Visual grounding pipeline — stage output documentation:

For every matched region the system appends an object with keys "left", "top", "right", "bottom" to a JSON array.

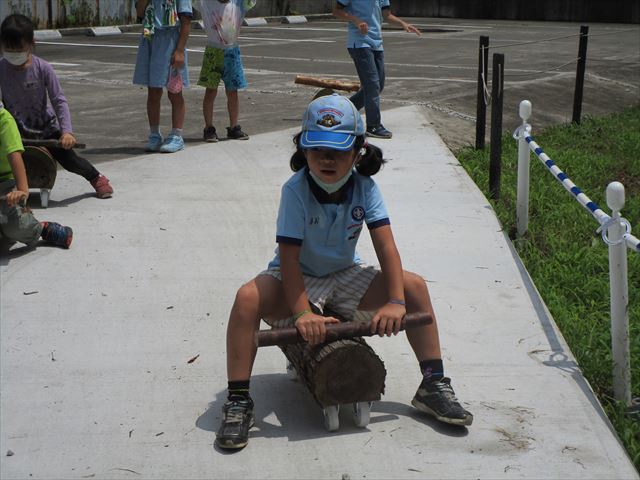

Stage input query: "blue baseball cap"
[{"left": 300, "top": 94, "right": 365, "bottom": 151}]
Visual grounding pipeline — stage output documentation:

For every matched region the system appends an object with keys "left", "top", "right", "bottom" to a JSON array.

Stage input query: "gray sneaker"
[
  {"left": 203, "top": 126, "right": 218, "bottom": 143},
  {"left": 216, "top": 397, "right": 255, "bottom": 449},
  {"left": 227, "top": 125, "right": 249, "bottom": 140},
  {"left": 366, "top": 125, "right": 393, "bottom": 139},
  {"left": 411, "top": 377, "right": 473, "bottom": 426}
]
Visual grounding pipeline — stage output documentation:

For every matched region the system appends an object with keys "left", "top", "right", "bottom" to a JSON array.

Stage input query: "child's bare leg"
[
  {"left": 203, "top": 87, "right": 218, "bottom": 127},
  {"left": 147, "top": 87, "right": 163, "bottom": 127},
  {"left": 359, "top": 270, "right": 472, "bottom": 426},
  {"left": 357, "top": 270, "right": 441, "bottom": 361},
  {"left": 167, "top": 91, "right": 185, "bottom": 129},
  {"left": 403, "top": 272, "right": 442, "bottom": 361},
  {"left": 226, "top": 89, "right": 239, "bottom": 127},
  {"left": 226, "top": 274, "right": 290, "bottom": 380}
]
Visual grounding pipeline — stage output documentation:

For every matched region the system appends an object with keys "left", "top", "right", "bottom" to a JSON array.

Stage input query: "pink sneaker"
[{"left": 90, "top": 174, "right": 113, "bottom": 199}]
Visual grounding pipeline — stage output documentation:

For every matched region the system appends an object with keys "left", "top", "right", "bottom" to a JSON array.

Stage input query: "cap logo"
[{"left": 316, "top": 107, "right": 344, "bottom": 128}]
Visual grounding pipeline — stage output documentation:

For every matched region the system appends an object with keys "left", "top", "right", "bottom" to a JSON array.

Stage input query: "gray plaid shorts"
[{"left": 259, "top": 263, "right": 380, "bottom": 328}]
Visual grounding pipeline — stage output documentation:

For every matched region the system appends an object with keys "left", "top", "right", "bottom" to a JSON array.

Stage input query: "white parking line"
[
  {"left": 313, "top": 20, "right": 494, "bottom": 29},
  {"left": 34, "top": 41, "right": 543, "bottom": 73},
  {"left": 121, "top": 32, "right": 334, "bottom": 43},
  {"left": 37, "top": 41, "right": 137, "bottom": 49}
]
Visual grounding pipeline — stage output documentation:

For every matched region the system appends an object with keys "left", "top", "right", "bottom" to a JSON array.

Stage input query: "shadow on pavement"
[
  {"left": 83, "top": 146, "right": 147, "bottom": 156},
  {"left": 44, "top": 192, "right": 98, "bottom": 208},
  {"left": 196, "top": 372, "right": 469, "bottom": 453}
]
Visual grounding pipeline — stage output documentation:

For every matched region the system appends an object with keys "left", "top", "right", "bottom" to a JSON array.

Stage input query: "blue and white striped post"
[
  {"left": 606, "top": 182, "right": 631, "bottom": 405},
  {"left": 516, "top": 100, "right": 532, "bottom": 237},
  {"left": 513, "top": 101, "right": 638, "bottom": 405}
]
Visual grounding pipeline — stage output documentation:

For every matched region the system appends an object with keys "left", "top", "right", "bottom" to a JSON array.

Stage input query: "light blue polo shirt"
[
  {"left": 337, "top": 0, "right": 390, "bottom": 50},
  {"left": 268, "top": 168, "right": 390, "bottom": 277}
]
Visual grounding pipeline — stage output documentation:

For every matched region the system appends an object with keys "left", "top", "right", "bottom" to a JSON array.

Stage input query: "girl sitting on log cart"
[{"left": 217, "top": 94, "right": 473, "bottom": 450}]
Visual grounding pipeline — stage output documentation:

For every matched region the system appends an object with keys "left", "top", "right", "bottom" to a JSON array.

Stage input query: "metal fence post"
[
  {"left": 572, "top": 25, "right": 589, "bottom": 124},
  {"left": 476, "top": 36, "right": 490, "bottom": 149},
  {"left": 489, "top": 53, "right": 504, "bottom": 199},
  {"left": 606, "top": 182, "right": 631, "bottom": 405},
  {"left": 516, "top": 100, "right": 532, "bottom": 237}
]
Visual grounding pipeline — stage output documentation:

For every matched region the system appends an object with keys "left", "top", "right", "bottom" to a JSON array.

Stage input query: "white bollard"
[
  {"left": 606, "top": 181, "right": 631, "bottom": 405},
  {"left": 516, "top": 100, "right": 532, "bottom": 237}
]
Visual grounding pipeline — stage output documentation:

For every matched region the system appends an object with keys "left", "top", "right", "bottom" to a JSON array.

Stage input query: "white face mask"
[
  {"left": 309, "top": 167, "right": 354, "bottom": 194},
  {"left": 3, "top": 50, "right": 29, "bottom": 66}
]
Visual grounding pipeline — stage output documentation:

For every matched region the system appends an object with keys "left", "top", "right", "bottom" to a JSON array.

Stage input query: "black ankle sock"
[
  {"left": 228, "top": 380, "right": 250, "bottom": 400},
  {"left": 419, "top": 359, "right": 444, "bottom": 384}
]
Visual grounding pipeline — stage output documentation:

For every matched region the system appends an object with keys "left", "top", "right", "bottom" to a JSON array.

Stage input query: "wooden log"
[
  {"left": 255, "top": 312, "right": 432, "bottom": 347},
  {"left": 281, "top": 337, "right": 386, "bottom": 407},
  {"left": 22, "top": 146, "right": 57, "bottom": 190},
  {"left": 295, "top": 75, "right": 361, "bottom": 92}
]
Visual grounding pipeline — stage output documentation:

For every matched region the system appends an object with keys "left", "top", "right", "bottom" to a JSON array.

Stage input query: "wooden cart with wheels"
[
  {"left": 22, "top": 146, "right": 57, "bottom": 208},
  {"left": 20, "top": 139, "right": 86, "bottom": 208},
  {"left": 256, "top": 312, "right": 432, "bottom": 431}
]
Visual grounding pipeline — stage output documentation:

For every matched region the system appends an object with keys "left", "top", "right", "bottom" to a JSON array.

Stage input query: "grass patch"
[{"left": 456, "top": 106, "right": 640, "bottom": 469}]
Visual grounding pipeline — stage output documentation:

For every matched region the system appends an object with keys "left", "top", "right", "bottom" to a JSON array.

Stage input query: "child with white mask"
[
  {"left": 0, "top": 14, "right": 113, "bottom": 200},
  {"left": 215, "top": 94, "right": 473, "bottom": 450}
]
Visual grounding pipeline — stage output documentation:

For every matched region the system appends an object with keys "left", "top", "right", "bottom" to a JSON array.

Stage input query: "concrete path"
[{"left": 1, "top": 106, "right": 637, "bottom": 479}]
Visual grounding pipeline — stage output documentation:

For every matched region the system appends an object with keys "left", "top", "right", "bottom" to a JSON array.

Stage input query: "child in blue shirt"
[
  {"left": 216, "top": 94, "right": 472, "bottom": 450},
  {"left": 133, "top": 0, "right": 193, "bottom": 153},
  {"left": 333, "top": 0, "right": 420, "bottom": 139}
]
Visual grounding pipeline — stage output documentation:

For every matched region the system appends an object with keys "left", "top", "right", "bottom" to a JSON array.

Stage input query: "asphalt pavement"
[{"left": 26, "top": 18, "right": 640, "bottom": 163}]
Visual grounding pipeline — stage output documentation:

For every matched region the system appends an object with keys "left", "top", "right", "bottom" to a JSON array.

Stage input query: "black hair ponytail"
[
  {"left": 289, "top": 133, "right": 386, "bottom": 176},
  {"left": 0, "top": 14, "right": 35, "bottom": 50}
]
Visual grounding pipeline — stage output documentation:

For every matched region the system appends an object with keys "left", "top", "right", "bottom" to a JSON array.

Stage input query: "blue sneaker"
[
  {"left": 40, "top": 222, "right": 73, "bottom": 249},
  {"left": 145, "top": 133, "right": 164, "bottom": 152},
  {"left": 159, "top": 135, "right": 184, "bottom": 153}
]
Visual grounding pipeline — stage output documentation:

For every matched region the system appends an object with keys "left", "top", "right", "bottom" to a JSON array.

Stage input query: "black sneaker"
[
  {"left": 215, "top": 396, "right": 255, "bottom": 449},
  {"left": 40, "top": 222, "right": 73, "bottom": 249},
  {"left": 227, "top": 125, "right": 249, "bottom": 140},
  {"left": 366, "top": 125, "right": 393, "bottom": 139},
  {"left": 411, "top": 377, "right": 473, "bottom": 426},
  {"left": 203, "top": 126, "right": 218, "bottom": 143}
]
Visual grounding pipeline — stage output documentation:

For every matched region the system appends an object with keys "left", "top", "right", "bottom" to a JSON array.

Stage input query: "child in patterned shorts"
[
  {"left": 197, "top": 0, "right": 256, "bottom": 142},
  {"left": 215, "top": 94, "right": 473, "bottom": 450}
]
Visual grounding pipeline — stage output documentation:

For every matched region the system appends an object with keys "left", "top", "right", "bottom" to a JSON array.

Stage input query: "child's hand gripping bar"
[
  {"left": 254, "top": 312, "right": 432, "bottom": 348},
  {"left": 21, "top": 139, "right": 86, "bottom": 149}
]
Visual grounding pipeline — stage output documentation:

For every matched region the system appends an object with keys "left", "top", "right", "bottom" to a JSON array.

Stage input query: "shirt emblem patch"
[{"left": 351, "top": 206, "right": 365, "bottom": 221}]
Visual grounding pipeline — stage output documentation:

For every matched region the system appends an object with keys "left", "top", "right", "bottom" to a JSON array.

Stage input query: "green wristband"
[{"left": 293, "top": 309, "right": 312, "bottom": 321}]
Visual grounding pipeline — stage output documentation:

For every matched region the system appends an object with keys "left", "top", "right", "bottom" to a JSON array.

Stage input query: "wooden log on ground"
[
  {"left": 295, "top": 75, "right": 361, "bottom": 92},
  {"left": 281, "top": 337, "right": 386, "bottom": 407},
  {"left": 255, "top": 312, "right": 432, "bottom": 347}
]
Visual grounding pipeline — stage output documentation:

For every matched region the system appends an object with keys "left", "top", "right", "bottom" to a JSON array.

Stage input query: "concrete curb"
[
  {"left": 282, "top": 15, "right": 308, "bottom": 24},
  {"left": 88, "top": 26, "right": 122, "bottom": 37},
  {"left": 33, "top": 29, "right": 62, "bottom": 40}
]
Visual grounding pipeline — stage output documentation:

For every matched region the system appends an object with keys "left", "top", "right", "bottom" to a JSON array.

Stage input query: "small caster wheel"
[
  {"left": 40, "top": 189, "right": 50, "bottom": 208},
  {"left": 323, "top": 405, "right": 340, "bottom": 431},
  {"left": 286, "top": 360, "right": 298, "bottom": 381},
  {"left": 352, "top": 401, "right": 371, "bottom": 427}
]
